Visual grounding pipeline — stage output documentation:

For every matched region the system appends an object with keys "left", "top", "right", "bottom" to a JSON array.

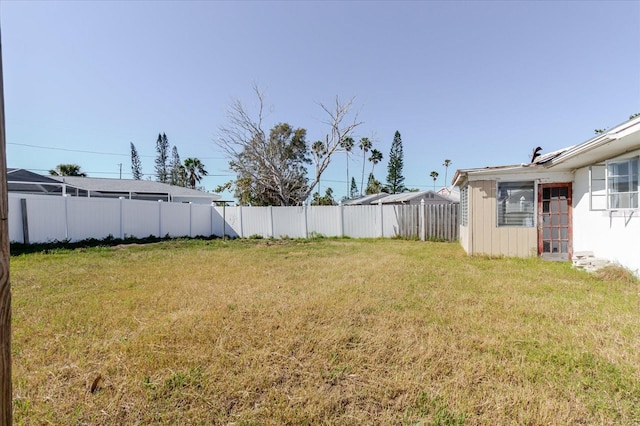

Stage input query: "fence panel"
[
  {"left": 8, "top": 195, "right": 24, "bottom": 243},
  {"left": 123, "top": 199, "right": 160, "bottom": 238},
  {"left": 190, "top": 203, "right": 213, "bottom": 237},
  {"left": 213, "top": 206, "right": 239, "bottom": 238},
  {"left": 343, "top": 205, "right": 380, "bottom": 238},
  {"left": 393, "top": 205, "right": 420, "bottom": 239},
  {"left": 241, "top": 207, "right": 271, "bottom": 238},
  {"left": 272, "top": 206, "right": 306, "bottom": 238},
  {"left": 67, "top": 197, "right": 120, "bottom": 241},
  {"left": 8, "top": 194, "right": 460, "bottom": 244},
  {"left": 381, "top": 205, "right": 400, "bottom": 237},
  {"left": 306, "top": 206, "right": 341, "bottom": 237},
  {"left": 424, "top": 204, "right": 459, "bottom": 241},
  {"left": 160, "top": 202, "right": 190, "bottom": 237},
  {"left": 24, "top": 196, "right": 67, "bottom": 243}
]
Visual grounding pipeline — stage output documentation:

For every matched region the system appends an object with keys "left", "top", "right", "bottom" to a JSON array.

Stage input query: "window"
[
  {"left": 497, "top": 181, "right": 535, "bottom": 227},
  {"left": 460, "top": 185, "right": 468, "bottom": 226},
  {"left": 590, "top": 158, "right": 638, "bottom": 210},
  {"left": 607, "top": 158, "right": 638, "bottom": 209}
]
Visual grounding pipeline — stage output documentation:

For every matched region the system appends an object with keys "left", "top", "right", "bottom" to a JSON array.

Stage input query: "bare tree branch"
[
  {"left": 217, "top": 89, "right": 363, "bottom": 205},
  {"left": 307, "top": 96, "right": 363, "bottom": 196}
]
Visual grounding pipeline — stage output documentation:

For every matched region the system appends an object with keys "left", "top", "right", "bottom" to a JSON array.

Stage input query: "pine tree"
[
  {"left": 385, "top": 131, "right": 406, "bottom": 194},
  {"left": 130, "top": 142, "right": 143, "bottom": 180},
  {"left": 350, "top": 177, "right": 358, "bottom": 199},
  {"left": 154, "top": 133, "right": 170, "bottom": 183},
  {"left": 169, "top": 146, "right": 183, "bottom": 186},
  {"left": 366, "top": 172, "right": 382, "bottom": 194}
]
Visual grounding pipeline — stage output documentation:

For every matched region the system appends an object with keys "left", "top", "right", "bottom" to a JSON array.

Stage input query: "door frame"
[{"left": 537, "top": 182, "right": 573, "bottom": 261}]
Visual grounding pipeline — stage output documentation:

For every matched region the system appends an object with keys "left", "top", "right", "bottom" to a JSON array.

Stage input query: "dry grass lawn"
[{"left": 10, "top": 238, "right": 640, "bottom": 425}]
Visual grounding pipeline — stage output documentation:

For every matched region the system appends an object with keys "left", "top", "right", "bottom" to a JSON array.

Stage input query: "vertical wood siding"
[{"left": 470, "top": 180, "right": 536, "bottom": 257}]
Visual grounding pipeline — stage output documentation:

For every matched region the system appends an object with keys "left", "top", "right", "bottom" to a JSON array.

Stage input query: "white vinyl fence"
[{"left": 8, "top": 193, "right": 459, "bottom": 244}]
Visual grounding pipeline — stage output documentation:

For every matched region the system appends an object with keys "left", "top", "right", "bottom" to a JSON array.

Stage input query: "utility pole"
[
  {"left": 118, "top": 163, "right": 122, "bottom": 179},
  {"left": 0, "top": 24, "right": 13, "bottom": 426}
]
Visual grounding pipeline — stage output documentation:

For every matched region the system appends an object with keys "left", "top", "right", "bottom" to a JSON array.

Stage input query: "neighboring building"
[
  {"left": 342, "top": 193, "right": 389, "bottom": 206},
  {"left": 453, "top": 115, "right": 640, "bottom": 274},
  {"left": 7, "top": 169, "right": 220, "bottom": 204},
  {"left": 342, "top": 190, "right": 458, "bottom": 206},
  {"left": 375, "top": 190, "right": 457, "bottom": 205},
  {"left": 437, "top": 186, "right": 460, "bottom": 202}
]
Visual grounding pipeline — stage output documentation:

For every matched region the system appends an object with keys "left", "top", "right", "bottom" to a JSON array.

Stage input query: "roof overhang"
[
  {"left": 452, "top": 116, "right": 640, "bottom": 186},
  {"left": 546, "top": 117, "right": 640, "bottom": 170},
  {"left": 452, "top": 164, "right": 543, "bottom": 186}
]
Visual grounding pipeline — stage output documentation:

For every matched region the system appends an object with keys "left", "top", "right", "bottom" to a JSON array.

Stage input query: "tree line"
[
  {"left": 48, "top": 87, "right": 460, "bottom": 201},
  {"left": 214, "top": 87, "right": 440, "bottom": 206},
  {"left": 130, "top": 133, "right": 208, "bottom": 189},
  {"left": 48, "top": 134, "right": 209, "bottom": 191}
]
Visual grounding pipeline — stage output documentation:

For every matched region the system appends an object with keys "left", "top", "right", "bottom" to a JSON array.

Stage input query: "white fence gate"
[{"left": 8, "top": 193, "right": 459, "bottom": 244}]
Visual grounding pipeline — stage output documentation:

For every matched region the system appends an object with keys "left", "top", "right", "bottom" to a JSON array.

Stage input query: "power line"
[
  {"left": 24, "top": 167, "right": 233, "bottom": 177},
  {"left": 9, "top": 142, "right": 135, "bottom": 157},
  {"left": 8, "top": 142, "right": 226, "bottom": 160}
]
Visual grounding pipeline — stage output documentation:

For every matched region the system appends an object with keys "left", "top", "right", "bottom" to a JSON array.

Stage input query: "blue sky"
[{"left": 2, "top": 1, "right": 639, "bottom": 201}]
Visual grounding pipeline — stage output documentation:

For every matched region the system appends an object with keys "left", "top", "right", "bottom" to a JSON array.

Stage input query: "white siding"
[{"left": 573, "top": 165, "right": 640, "bottom": 274}]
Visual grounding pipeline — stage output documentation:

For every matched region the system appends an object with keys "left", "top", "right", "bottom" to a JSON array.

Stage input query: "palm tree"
[
  {"left": 429, "top": 171, "right": 439, "bottom": 191},
  {"left": 49, "top": 164, "right": 87, "bottom": 177},
  {"left": 340, "top": 136, "right": 354, "bottom": 197},
  {"left": 358, "top": 137, "right": 372, "bottom": 196},
  {"left": 311, "top": 140, "right": 326, "bottom": 196},
  {"left": 183, "top": 158, "right": 208, "bottom": 189},
  {"left": 368, "top": 149, "right": 383, "bottom": 176},
  {"left": 443, "top": 159, "right": 452, "bottom": 188}
]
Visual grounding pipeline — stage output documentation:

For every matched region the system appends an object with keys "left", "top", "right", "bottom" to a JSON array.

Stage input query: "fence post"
[
  {"left": 119, "top": 197, "right": 125, "bottom": 239},
  {"left": 420, "top": 200, "right": 425, "bottom": 241},
  {"left": 189, "top": 202, "right": 193, "bottom": 237},
  {"left": 426, "top": 204, "right": 432, "bottom": 240},
  {"left": 269, "top": 206, "right": 274, "bottom": 238},
  {"left": 338, "top": 201, "right": 344, "bottom": 237},
  {"left": 64, "top": 195, "right": 69, "bottom": 240},
  {"left": 304, "top": 203, "right": 308, "bottom": 239},
  {"left": 238, "top": 205, "right": 244, "bottom": 238},
  {"left": 379, "top": 200, "right": 384, "bottom": 238},
  {"left": 210, "top": 202, "right": 215, "bottom": 238},
  {"left": 20, "top": 198, "right": 28, "bottom": 245},
  {"left": 222, "top": 203, "right": 226, "bottom": 240},
  {"left": 158, "top": 200, "right": 163, "bottom": 238}
]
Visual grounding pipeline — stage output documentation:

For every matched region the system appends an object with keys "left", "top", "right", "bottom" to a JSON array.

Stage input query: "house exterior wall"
[
  {"left": 572, "top": 163, "right": 640, "bottom": 274},
  {"left": 469, "top": 180, "right": 537, "bottom": 257},
  {"left": 459, "top": 224, "right": 469, "bottom": 253}
]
